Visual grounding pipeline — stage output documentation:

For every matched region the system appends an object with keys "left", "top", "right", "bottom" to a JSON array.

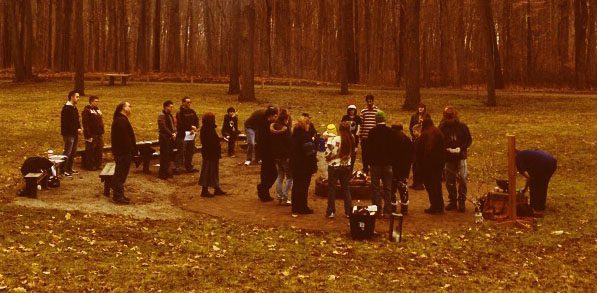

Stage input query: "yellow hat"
[{"left": 326, "top": 124, "right": 337, "bottom": 135}]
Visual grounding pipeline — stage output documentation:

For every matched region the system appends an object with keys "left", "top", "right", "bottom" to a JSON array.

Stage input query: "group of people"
[{"left": 57, "top": 91, "right": 556, "bottom": 214}]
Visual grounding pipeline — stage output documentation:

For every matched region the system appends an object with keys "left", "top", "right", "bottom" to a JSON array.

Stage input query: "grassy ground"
[{"left": 0, "top": 81, "right": 595, "bottom": 291}]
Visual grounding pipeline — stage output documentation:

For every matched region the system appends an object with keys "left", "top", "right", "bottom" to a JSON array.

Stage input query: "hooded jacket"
[
  {"left": 269, "top": 122, "right": 292, "bottom": 160},
  {"left": 438, "top": 118, "right": 472, "bottom": 161}
]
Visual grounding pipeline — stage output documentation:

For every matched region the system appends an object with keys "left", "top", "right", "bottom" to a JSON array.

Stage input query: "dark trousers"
[
  {"left": 412, "top": 159, "right": 424, "bottom": 186},
  {"left": 175, "top": 136, "right": 196, "bottom": 171},
  {"left": 423, "top": 165, "right": 444, "bottom": 211},
  {"left": 370, "top": 165, "right": 394, "bottom": 214},
  {"left": 159, "top": 137, "right": 174, "bottom": 177},
  {"left": 223, "top": 132, "right": 238, "bottom": 156},
  {"left": 327, "top": 165, "right": 352, "bottom": 216},
  {"left": 529, "top": 166, "right": 556, "bottom": 211},
  {"left": 112, "top": 154, "right": 131, "bottom": 199},
  {"left": 360, "top": 138, "right": 370, "bottom": 173},
  {"left": 62, "top": 134, "right": 78, "bottom": 172},
  {"left": 257, "top": 158, "right": 277, "bottom": 199},
  {"left": 292, "top": 171, "right": 312, "bottom": 212},
  {"left": 84, "top": 135, "right": 103, "bottom": 170}
]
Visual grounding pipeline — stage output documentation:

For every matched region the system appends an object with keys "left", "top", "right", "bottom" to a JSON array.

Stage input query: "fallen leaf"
[
  {"left": 65, "top": 213, "right": 72, "bottom": 221},
  {"left": 328, "top": 275, "right": 337, "bottom": 281}
]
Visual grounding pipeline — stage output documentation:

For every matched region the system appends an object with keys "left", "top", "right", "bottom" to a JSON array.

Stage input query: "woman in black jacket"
[
  {"left": 199, "top": 112, "right": 226, "bottom": 197},
  {"left": 270, "top": 111, "right": 293, "bottom": 205},
  {"left": 416, "top": 118, "right": 445, "bottom": 214},
  {"left": 289, "top": 116, "right": 317, "bottom": 214}
]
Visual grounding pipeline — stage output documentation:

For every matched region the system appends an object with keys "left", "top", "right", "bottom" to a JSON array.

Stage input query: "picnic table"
[{"left": 101, "top": 73, "right": 132, "bottom": 86}]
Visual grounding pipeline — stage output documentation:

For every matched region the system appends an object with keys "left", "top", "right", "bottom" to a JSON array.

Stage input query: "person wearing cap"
[
  {"left": 60, "top": 90, "right": 82, "bottom": 177},
  {"left": 409, "top": 102, "right": 432, "bottom": 190},
  {"left": 324, "top": 121, "right": 355, "bottom": 218},
  {"left": 222, "top": 107, "right": 240, "bottom": 157},
  {"left": 439, "top": 106, "right": 472, "bottom": 212},
  {"left": 341, "top": 104, "right": 362, "bottom": 172},
  {"left": 365, "top": 111, "right": 399, "bottom": 217},
  {"left": 81, "top": 95, "right": 104, "bottom": 171},
  {"left": 256, "top": 106, "right": 279, "bottom": 202},
  {"left": 359, "top": 94, "right": 379, "bottom": 174},
  {"left": 174, "top": 96, "right": 199, "bottom": 173}
]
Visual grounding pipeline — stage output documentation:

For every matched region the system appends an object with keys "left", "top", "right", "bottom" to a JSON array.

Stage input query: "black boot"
[
  {"left": 458, "top": 201, "right": 466, "bottom": 213},
  {"left": 400, "top": 203, "right": 408, "bottom": 215},
  {"left": 214, "top": 188, "right": 227, "bottom": 196},
  {"left": 445, "top": 202, "right": 457, "bottom": 211},
  {"left": 201, "top": 187, "right": 214, "bottom": 197}
]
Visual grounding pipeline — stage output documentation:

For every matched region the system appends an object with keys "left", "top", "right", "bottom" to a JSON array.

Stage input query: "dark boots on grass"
[{"left": 201, "top": 186, "right": 227, "bottom": 197}]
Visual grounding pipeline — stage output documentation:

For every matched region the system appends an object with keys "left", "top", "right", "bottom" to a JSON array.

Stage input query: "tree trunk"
[
  {"left": 165, "top": 0, "right": 180, "bottom": 72},
  {"left": 8, "top": 0, "right": 26, "bottom": 82},
  {"left": 438, "top": 0, "right": 448, "bottom": 86},
  {"left": 136, "top": 0, "right": 148, "bottom": 72},
  {"left": 228, "top": 0, "right": 241, "bottom": 95},
  {"left": 479, "top": 0, "right": 496, "bottom": 106},
  {"left": 501, "top": 0, "right": 512, "bottom": 84},
  {"left": 397, "top": 0, "right": 405, "bottom": 87},
  {"left": 526, "top": 0, "right": 533, "bottom": 83},
  {"left": 153, "top": 0, "right": 161, "bottom": 71},
  {"left": 344, "top": 0, "right": 357, "bottom": 83},
  {"left": 121, "top": 0, "right": 129, "bottom": 73},
  {"left": 558, "top": 0, "right": 570, "bottom": 78},
  {"left": 22, "top": 0, "right": 33, "bottom": 79},
  {"left": 574, "top": 0, "right": 588, "bottom": 89},
  {"left": 74, "top": 0, "right": 84, "bottom": 95},
  {"left": 61, "top": 0, "right": 72, "bottom": 71},
  {"left": 339, "top": 0, "right": 349, "bottom": 94},
  {"left": 402, "top": 0, "right": 421, "bottom": 110},
  {"left": 239, "top": 0, "right": 256, "bottom": 102}
]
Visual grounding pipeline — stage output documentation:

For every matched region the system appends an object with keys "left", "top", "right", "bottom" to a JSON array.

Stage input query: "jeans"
[
  {"left": 275, "top": 158, "right": 293, "bottom": 201},
  {"left": 84, "top": 135, "right": 103, "bottom": 170},
  {"left": 445, "top": 160, "right": 468, "bottom": 204},
  {"left": 112, "top": 154, "right": 131, "bottom": 199},
  {"left": 62, "top": 134, "right": 78, "bottom": 172},
  {"left": 327, "top": 165, "right": 353, "bottom": 216},
  {"left": 245, "top": 128, "right": 256, "bottom": 162},
  {"left": 370, "top": 165, "right": 393, "bottom": 214}
]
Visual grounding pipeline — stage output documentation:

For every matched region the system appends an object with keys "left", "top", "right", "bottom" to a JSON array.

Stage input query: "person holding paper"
[{"left": 175, "top": 97, "right": 199, "bottom": 173}]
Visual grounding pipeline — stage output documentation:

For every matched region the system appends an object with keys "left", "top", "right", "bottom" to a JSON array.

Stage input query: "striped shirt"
[{"left": 360, "top": 106, "right": 379, "bottom": 139}]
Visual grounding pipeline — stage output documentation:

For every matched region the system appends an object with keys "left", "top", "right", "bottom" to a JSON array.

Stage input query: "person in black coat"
[
  {"left": 60, "top": 91, "right": 82, "bottom": 176},
  {"left": 290, "top": 116, "right": 317, "bottom": 214},
  {"left": 341, "top": 105, "right": 362, "bottom": 172},
  {"left": 256, "top": 106, "right": 279, "bottom": 202},
  {"left": 391, "top": 124, "right": 413, "bottom": 215},
  {"left": 222, "top": 107, "right": 240, "bottom": 157},
  {"left": 416, "top": 118, "right": 445, "bottom": 214},
  {"left": 111, "top": 102, "right": 136, "bottom": 205},
  {"left": 157, "top": 100, "right": 177, "bottom": 179},
  {"left": 174, "top": 97, "right": 199, "bottom": 173},
  {"left": 409, "top": 102, "right": 432, "bottom": 190},
  {"left": 199, "top": 112, "right": 226, "bottom": 197},
  {"left": 270, "top": 111, "right": 293, "bottom": 205}
]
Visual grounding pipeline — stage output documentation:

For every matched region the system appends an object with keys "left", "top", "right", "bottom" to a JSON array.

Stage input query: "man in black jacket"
[
  {"left": 82, "top": 96, "right": 105, "bottom": 171},
  {"left": 111, "top": 101, "right": 136, "bottom": 204},
  {"left": 365, "top": 111, "right": 399, "bottom": 216},
  {"left": 391, "top": 124, "right": 413, "bottom": 215},
  {"left": 439, "top": 106, "right": 472, "bottom": 212},
  {"left": 158, "top": 100, "right": 177, "bottom": 179},
  {"left": 60, "top": 91, "right": 82, "bottom": 176},
  {"left": 174, "top": 97, "right": 199, "bottom": 173},
  {"left": 256, "top": 106, "right": 279, "bottom": 202}
]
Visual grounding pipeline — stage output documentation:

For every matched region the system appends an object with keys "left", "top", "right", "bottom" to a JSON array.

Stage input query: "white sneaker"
[
  {"left": 327, "top": 212, "right": 335, "bottom": 219},
  {"left": 244, "top": 160, "right": 251, "bottom": 166}
]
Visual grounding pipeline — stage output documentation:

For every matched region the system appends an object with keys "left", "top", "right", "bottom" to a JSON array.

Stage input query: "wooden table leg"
[
  {"left": 109, "top": 76, "right": 115, "bottom": 86},
  {"left": 103, "top": 178, "right": 111, "bottom": 196}
]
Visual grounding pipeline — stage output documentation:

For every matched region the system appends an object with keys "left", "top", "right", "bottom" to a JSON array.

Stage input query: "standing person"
[
  {"left": 341, "top": 104, "right": 362, "bottom": 173},
  {"left": 391, "top": 124, "right": 413, "bottom": 215},
  {"left": 270, "top": 111, "right": 293, "bottom": 205},
  {"left": 516, "top": 149, "right": 557, "bottom": 214},
  {"left": 222, "top": 107, "right": 240, "bottom": 157},
  {"left": 60, "top": 91, "right": 82, "bottom": 176},
  {"left": 158, "top": 100, "right": 176, "bottom": 179},
  {"left": 198, "top": 112, "right": 226, "bottom": 197},
  {"left": 409, "top": 103, "right": 432, "bottom": 190},
  {"left": 256, "top": 106, "right": 279, "bottom": 202},
  {"left": 324, "top": 122, "right": 354, "bottom": 218},
  {"left": 111, "top": 102, "right": 136, "bottom": 205},
  {"left": 243, "top": 109, "right": 265, "bottom": 166},
  {"left": 416, "top": 119, "right": 446, "bottom": 214},
  {"left": 290, "top": 116, "right": 317, "bottom": 214},
  {"left": 365, "top": 111, "right": 398, "bottom": 217},
  {"left": 439, "top": 106, "right": 472, "bottom": 212},
  {"left": 81, "top": 95, "right": 104, "bottom": 171},
  {"left": 174, "top": 97, "right": 199, "bottom": 173},
  {"left": 359, "top": 94, "right": 379, "bottom": 174}
]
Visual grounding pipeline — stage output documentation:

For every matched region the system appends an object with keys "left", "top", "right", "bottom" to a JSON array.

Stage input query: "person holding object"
[
  {"left": 81, "top": 95, "right": 104, "bottom": 171},
  {"left": 60, "top": 91, "right": 82, "bottom": 177},
  {"left": 222, "top": 107, "right": 240, "bottom": 157},
  {"left": 409, "top": 102, "right": 431, "bottom": 190},
  {"left": 111, "top": 101, "right": 136, "bottom": 205},
  {"left": 439, "top": 106, "right": 472, "bottom": 212},
  {"left": 199, "top": 112, "right": 226, "bottom": 197},
  {"left": 174, "top": 97, "right": 199, "bottom": 173},
  {"left": 290, "top": 115, "right": 317, "bottom": 214},
  {"left": 324, "top": 122, "right": 354, "bottom": 218},
  {"left": 390, "top": 124, "right": 413, "bottom": 215},
  {"left": 515, "top": 149, "right": 557, "bottom": 214},
  {"left": 341, "top": 104, "right": 362, "bottom": 173},
  {"left": 256, "top": 106, "right": 279, "bottom": 201},
  {"left": 158, "top": 100, "right": 177, "bottom": 179}
]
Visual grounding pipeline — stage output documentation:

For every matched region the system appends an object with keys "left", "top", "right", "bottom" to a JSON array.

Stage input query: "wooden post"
[{"left": 507, "top": 134, "right": 517, "bottom": 220}]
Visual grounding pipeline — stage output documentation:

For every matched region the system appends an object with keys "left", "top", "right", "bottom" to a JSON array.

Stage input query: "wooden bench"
[
  {"left": 99, "top": 162, "right": 116, "bottom": 196},
  {"left": 22, "top": 172, "right": 49, "bottom": 198},
  {"left": 102, "top": 73, "right": 132, "bottom": 86}
]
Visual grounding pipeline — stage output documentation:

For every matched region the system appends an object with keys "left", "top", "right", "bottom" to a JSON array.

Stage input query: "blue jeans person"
[
  {"left": 62, "top": 134, "right": 78, "bottom": 173},
  {"left": 370, "top": 165, "right": 393, "bottom": 214},
  {"left": 245, "top": 128, "right": 256, "bottom": 162},
  {"left": 327, "top": 165, "right": 353, "bottom": 216},
  {"left": 112, "top": 154, "right": 132, "bottom": 199},
  {"left": 445, "top": 160, "right": 468, "bottom": 205},
  {"left": 275, "top": 158, "right": 293, "bottom": 202}
]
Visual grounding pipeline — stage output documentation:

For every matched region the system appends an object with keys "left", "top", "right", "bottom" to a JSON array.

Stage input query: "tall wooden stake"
[{"left": 507, "top": 135, "right": 517, "bottom": 220}]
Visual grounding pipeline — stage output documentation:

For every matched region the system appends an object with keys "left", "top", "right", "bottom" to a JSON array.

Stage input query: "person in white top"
[{"left": 324, "top": 122, "right": 355, "bottom": 218}]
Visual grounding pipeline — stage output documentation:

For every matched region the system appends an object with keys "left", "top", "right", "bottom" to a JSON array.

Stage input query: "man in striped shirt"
[{"left": 360, "top": 94, "right": 379, "bottom": 174}]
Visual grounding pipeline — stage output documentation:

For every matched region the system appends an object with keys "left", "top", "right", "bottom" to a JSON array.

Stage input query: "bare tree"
[
  {"left": 153, "top": 0, "right": 161, "bottom": 71},
  {"left": 574, "top": 0, "right": 588, "bottom": 89},
  {"left": 402, "top": 0, "right": 421, "bottom": 110},
  {"left": 239, "top": 0, "right": 256, "bottom": 102},
  {"left": 74, "top": 0, "right": 84, "bottom": 94},
  {"left": 228, "top": 0, "right": 241, "bottom": 95},
  {"left": 479, "top": 0, "right": 497, "bottom": 106}
]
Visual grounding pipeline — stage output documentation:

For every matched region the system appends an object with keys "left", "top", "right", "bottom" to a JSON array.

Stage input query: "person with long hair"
[
  {"left": 324, "top": 122, "right": 355, "bottom": 218},
  {"left": 270, "top": 111, "right": 293, "bottom": 205},
  {"left": 341, "top": 105, "right": 362, "bottom": 173},
  {"left": 416, "top": 118, "right": 446, "bottom": 214},
  {"left": 111, "top": 101, "right": 136, "bottom": 204},
  {"left": 198, "top": 112, "right": 226, "bottom": 197},
  {"left": 409, "top": 102, "right": 432, "bottom": 190},
  {"left": 290, "top": 116, "right": 317, "bottom": 214}
]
